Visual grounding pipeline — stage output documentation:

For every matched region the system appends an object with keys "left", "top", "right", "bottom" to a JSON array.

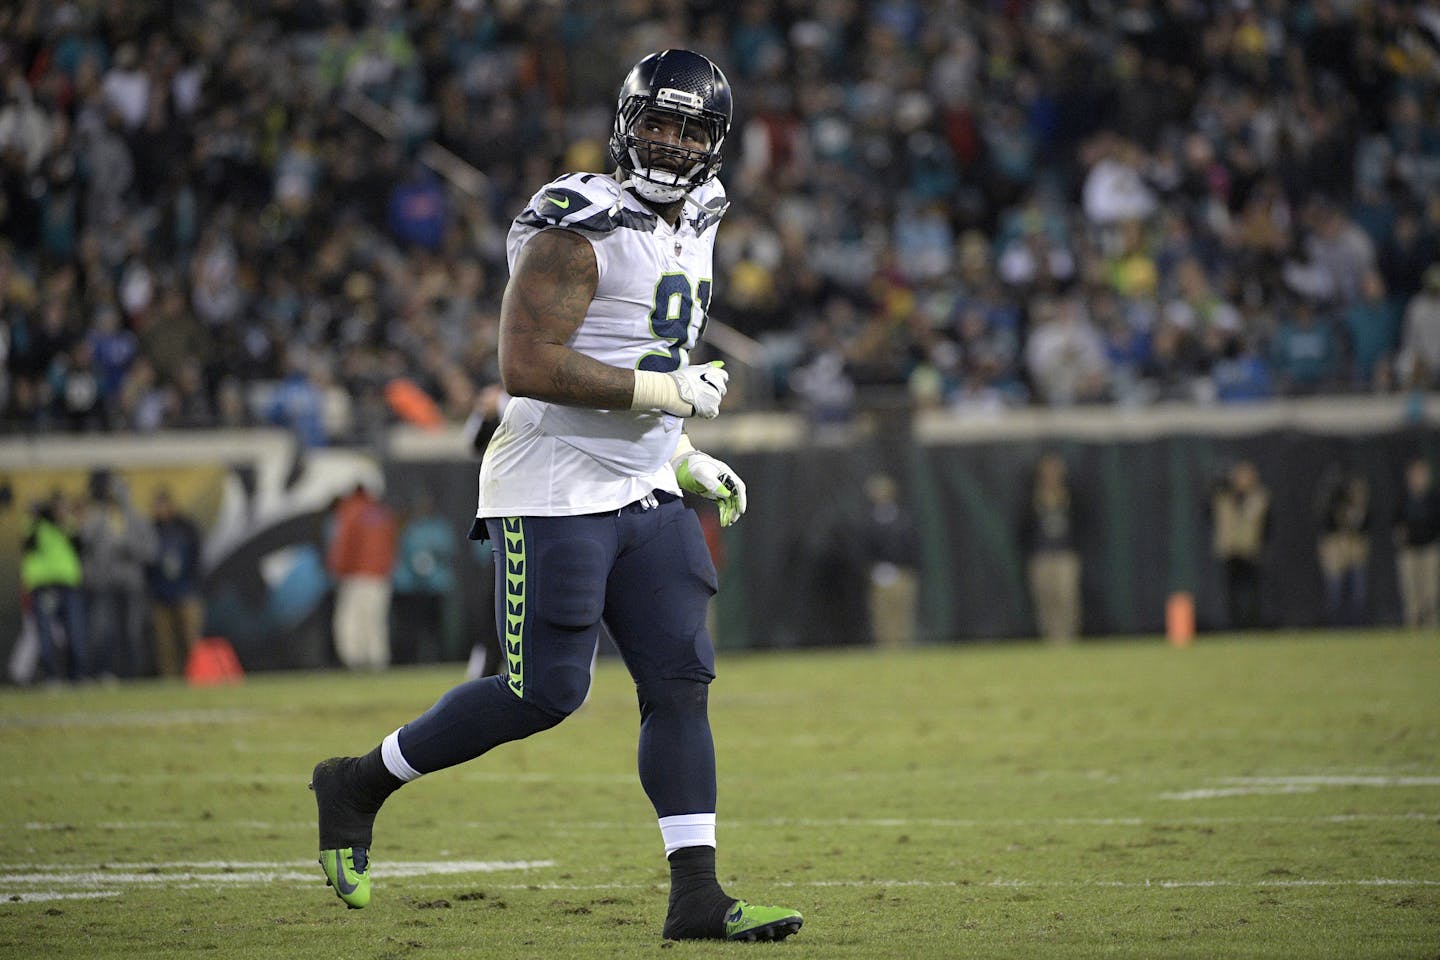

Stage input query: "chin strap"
[
  {"left": 616, "top": 176, "right": 682, "bottom": 205},
  {"left": 617, "top": 176, "right": 729, "bottom": 233},
  {"left": 616, "top": 174, "right": 710, "bottom": 209}
]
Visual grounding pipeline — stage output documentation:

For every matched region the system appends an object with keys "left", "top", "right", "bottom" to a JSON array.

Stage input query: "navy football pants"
[{"left": 394, "top": 494, "right": 720, "bottom": 817}]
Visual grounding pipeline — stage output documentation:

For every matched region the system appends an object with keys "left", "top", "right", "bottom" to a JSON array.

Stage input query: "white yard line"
[
  {"left": 23, "top": 820, "right": 317, "bottom": 830},
  {"left": 1161, "top": 786, "right": 1322, "bottom": 800},
  {"left": 0, "top": 709, "right": 256, "bottom": 729},
  {"left": 0, "top": 859, "right": 551, "bottom": 877},
  {"left": 0, "top": 859, "right": 555, "bottom": 901},
  {"left": 11, "top": 773, "right": 302, "bottom": 785},
  {"left": 1163, "top": 775, "right": 1440, "bottom": 800},
  {"left": 3, "top": 856, "right": 1435, "bottom": 905},
  {"left": 1, "top": 892, "right": 122, "bottom": 903}
]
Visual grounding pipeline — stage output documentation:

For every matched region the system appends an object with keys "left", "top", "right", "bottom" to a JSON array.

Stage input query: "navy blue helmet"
[{"left": 609, "top": 49, "right": 732, "bottom": 203}]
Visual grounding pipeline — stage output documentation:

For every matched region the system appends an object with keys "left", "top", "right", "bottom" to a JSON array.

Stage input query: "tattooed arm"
[{"left": 498, "top": 228, "right": 635, "bottom": 408}]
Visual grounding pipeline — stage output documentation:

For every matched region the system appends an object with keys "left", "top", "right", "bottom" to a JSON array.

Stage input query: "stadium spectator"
[
  {"left": 789, "top": 315, "right": 857, "bottom": 424},
  {"left": 100, "top": 43, "right": 149, "bottom": 132},
  {"left": 1397, "top": 264, "right": 1440, "bottom": 389},
  {"left": 80, "top": 469, "right": 157, "bottom": 677},
  {"left": 1024, "top": 295, "right": 1110, "bottom": 405},
  {"left": 1379, "top": 212, "right": 1438, "bottom": 310},
  {"left": 1211, "top": 460, "right": 1271, "bottom": 631},
  {"left": 86, "top": 303, "right": 137, "bottom": 425},
  {"left": 1022, "top": 452, "right": 1082, "bottom": 644},
  {"left": 1211, "top": 332, "right": 1275, "bottom": 403},
  {"left": 387, "top": 162, "right": 449, "bottom": 252},
  {"left": 146, "top": 487, "right": 205, "bottom": 678},
  {"left": 1270, "top": 299, "right": 1341, "bottom": 395},
  {"left": 326, "top": 482, "right": 398, "bottom": 670},
  {"left": 1081, "top": 135, "right": 1156, "bottom": 227},
  {"left": 1300, "top": 200, "right": 1378, "bottom": 307},
  {"left": 390, "top": 489, "right": 458, "bottom": 664},
  {"left": 1315, "top": 469, "right": 1371, "bottom": 627},
  {"left": 1394, "top": 458, "right": 1440, "bottom": 630},
  {"left": 20, "top": 491, "right": 87, "bottom": 683},
  {"left": 266, "top": 346, "right": 329, "bottom": 447},
  {"left": 859, "top": 472, "right": 920, "bottom": 649},
  {"left": 1345, "top": 271, "right": 1402, "bottom": 389}
]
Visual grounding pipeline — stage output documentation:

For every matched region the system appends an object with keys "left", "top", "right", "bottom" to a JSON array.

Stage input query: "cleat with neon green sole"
[
  {"left": 318, "top": 846, "right": 371, "bottom": 909},
  {"left": 723, "top": 900, "right": 804, "bottom": 942}
]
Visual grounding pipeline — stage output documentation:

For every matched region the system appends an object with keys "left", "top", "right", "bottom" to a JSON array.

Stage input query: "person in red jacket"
[{"left": 327, "top": 483, "right": 399, "bottom": 670}]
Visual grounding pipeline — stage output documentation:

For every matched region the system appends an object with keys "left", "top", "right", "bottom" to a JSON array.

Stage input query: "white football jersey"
[{"left": 475, "top": 172, "right": 729, "bottom": 518}]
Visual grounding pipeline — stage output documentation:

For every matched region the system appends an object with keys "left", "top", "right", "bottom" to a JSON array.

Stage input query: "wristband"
[{"left": 631, "top": 369, "right": 687, "bottom": 416}]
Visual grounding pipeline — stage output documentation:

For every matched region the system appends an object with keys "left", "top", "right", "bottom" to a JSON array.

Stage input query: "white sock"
[
  {"left": 658, "top": 813, "right": 716, "bottom": 856},
  {"left": 381, "top": 728, "right": 423, "bottom": 783}
]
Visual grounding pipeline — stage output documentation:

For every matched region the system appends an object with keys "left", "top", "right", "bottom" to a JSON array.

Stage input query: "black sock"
[
  {"left": 314, "top": 749, "right": 402, "bottom": 851},
  {"left": 351, "top": 744, "right": 404, "bottom": 807},
  {"left": 662, "top": 846, "right": 734, "bottom": 940}
]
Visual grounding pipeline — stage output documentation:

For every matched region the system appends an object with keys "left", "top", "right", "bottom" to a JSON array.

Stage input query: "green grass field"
[{"left": 2, "top": 631, "right": 1437, "bottom": 959}]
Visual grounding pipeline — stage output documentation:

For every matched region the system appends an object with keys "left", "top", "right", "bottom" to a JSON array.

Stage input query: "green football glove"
[{"left": 672, "top": 446, "right": 747, "bottom": 527}]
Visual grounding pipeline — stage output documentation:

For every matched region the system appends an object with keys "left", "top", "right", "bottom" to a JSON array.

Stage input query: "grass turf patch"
[{"left": 1, "top": 630, "right": 1436, "bottom": 958}]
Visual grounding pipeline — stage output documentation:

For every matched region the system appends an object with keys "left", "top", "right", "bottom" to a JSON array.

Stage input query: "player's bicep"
[
  {"left": 499, "top": 229, "right": 596, "bottom": 388},
  {"left": 498, "top": 229, "right": 633, "bottom": 408},
  {"left": 503, "top": 229, "right": 597, "bottom": 349}
]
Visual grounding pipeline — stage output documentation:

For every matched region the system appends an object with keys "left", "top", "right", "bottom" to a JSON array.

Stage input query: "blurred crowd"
[
  {"left": 10, "top": 468, "right": 490, "bottom": 684},
  {"left": 14, "top": 469, "right": 205, "bottom": 683},
  {"left": 3, "top": 0, "right": 1440, "bottom": 440}
]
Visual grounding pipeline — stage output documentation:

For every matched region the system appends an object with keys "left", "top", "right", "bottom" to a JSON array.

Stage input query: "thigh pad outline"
[{"left": 537, "top": 537, "right": 609, "bottom": 629}]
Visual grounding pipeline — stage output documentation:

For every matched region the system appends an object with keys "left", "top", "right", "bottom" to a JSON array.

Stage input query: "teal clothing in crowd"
[
  {"left": 392, "top": 516, "right": 458, "bottom": 595},
  {"left": 1271, "top": 316, "right": 1339, "bottom": 388},
  {"left": 1344, "top": 297, "right": 1402, "bottom": 384}
]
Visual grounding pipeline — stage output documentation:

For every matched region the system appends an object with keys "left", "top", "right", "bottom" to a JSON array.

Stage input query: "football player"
[{"left": 310, "top": 49, "right": 802, "bottom": 943}]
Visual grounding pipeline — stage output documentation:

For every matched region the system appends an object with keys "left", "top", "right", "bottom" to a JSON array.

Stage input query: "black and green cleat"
[{"left": 309, "top": 758, "right": 380, "bottom": 909}]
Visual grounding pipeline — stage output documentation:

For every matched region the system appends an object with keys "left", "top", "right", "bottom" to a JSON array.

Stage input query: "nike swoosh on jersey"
[{"left": 546, "top": 193, "right": 571, "bottom": 209}]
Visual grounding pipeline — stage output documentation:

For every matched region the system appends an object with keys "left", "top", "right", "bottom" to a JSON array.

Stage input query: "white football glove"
[
  {"left": 672, "top": 444, "right": 747, "bottom": 527},
  {"left": 669, "top": 360, "right": 729, "bottom": 419},
  {"left": 633, "top": 361, "right": 729, "bottom": 418}
]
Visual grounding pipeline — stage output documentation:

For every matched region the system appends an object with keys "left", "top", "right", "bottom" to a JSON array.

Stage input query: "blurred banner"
[{"left": 0, "top": 409, "right": 1435, "bottom": 675}]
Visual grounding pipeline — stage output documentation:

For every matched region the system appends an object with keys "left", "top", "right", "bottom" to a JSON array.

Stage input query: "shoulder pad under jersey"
[
  {"left": 515, "top": 173, "right": 632, "bottom": 233},
  {"left": 686, "top": 179, "right": 730, "bottom": 236}
]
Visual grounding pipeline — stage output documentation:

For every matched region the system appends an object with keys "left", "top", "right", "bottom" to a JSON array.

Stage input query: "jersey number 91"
[{"left": 640, "top": 272, "right": 713, "bottom": 373}]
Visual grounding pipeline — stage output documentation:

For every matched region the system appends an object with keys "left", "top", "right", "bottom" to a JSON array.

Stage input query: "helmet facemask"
[{"left": 614, "top": 92, "right": 727, "bottom": 204}]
